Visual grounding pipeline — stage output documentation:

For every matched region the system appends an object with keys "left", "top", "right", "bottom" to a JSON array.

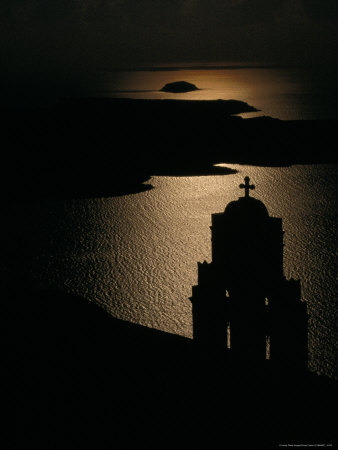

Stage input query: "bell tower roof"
[{"left": 224, "top": 177, "right": 269, "bottom": 220}]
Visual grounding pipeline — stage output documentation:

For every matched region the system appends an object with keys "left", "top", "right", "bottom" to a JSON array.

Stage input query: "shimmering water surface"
[
  {"left": 95, "top": 65, "right": 338, "bottom": 120},
  {"left": 18, "top": 164, "right": 337, "bottom": 379}
]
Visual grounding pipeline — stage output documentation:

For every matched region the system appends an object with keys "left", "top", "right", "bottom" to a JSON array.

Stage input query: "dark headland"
[{"left": 1, "top": 97, "right": 337, "bottom": 200}]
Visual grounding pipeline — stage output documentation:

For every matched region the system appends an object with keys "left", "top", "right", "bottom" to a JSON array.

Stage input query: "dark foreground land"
[
  {"left": 5, "top": 286, "right": 337, "bottom": 449},
  {"left": 1, "top": 97, "right": 337, "bottom": 199}
]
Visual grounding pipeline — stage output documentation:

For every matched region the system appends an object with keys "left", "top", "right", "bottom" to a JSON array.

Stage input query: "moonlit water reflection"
[
  {"left": 26, "top": 164, "right": 337, "bottom": 379},
  {"left": 95, "top": 65, "right": 337, "bottom": 120}
]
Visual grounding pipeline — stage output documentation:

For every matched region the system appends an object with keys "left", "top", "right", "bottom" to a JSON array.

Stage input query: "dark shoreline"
[
  {"left": 2, "top": 97, "right": 337, "bottom": 199},
  {"left": 7, "top": 284, "right": 337, "bottom": 449}
]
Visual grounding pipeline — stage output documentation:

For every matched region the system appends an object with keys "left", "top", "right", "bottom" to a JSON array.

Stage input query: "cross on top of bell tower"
[{"left": 239, "top": 176, "right": 255, "bottom": 198}]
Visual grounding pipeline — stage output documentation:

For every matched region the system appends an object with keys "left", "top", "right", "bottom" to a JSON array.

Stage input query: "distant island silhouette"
[{"left": 160, "top": 80, "right": 199, "bottom": 92}]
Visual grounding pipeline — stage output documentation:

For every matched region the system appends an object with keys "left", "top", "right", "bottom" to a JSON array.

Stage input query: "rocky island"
[{"left": 160, "top": 81, "right": 199, "bottom": 92}]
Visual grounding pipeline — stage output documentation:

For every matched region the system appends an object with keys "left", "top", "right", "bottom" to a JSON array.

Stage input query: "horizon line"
[{"left": 100, "top": 62, "right": 323, "bottom": 73}]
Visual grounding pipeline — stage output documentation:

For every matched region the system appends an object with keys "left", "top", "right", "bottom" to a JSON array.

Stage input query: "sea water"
[
  {"left": 11, "top": 164, "right": 338, "bottom": 379},
  {"left": 93, "top": 64, "right": 338, "bottom": 120}
]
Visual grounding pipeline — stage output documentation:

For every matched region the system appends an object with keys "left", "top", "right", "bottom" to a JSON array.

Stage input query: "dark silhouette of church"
[{"left": 190, "top": 176, "right": 308, "bottom": 372}]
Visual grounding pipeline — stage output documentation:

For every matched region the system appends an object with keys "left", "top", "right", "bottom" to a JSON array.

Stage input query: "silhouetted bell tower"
[{"left": 190, "top": 177, "right": 308, "bottom": 372}]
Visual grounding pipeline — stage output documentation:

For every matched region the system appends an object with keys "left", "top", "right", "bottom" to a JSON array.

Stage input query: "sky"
[{"left": 1, "top": 0, "right": 338, "bottom": 103}]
